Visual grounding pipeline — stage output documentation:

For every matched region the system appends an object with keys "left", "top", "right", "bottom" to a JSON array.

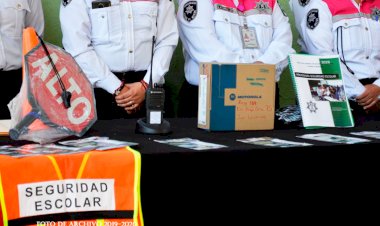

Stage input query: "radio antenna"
[{"left": 149, "top": 36, "right": 155, "bottom": 89}]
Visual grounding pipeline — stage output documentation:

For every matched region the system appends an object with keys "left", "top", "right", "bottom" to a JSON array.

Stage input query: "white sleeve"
[
  {"left": 257, "top": 1, "right": 295, "bottom": 80},
  {"left": 59, "top": 0, "right": 121, "bottom": 94},
  {"left": 144, "top": 0, "right": 179, "bottom": 85},
  {"left": 26, "top": 0, "right": 44, "bottom": 37},
  {"left": 302, "top": 1, "right": 365, "bottom": 99},
  {"left": 302, "top": 2, "right": 333, "bottom": 55},
  {"left": 340, "top": 66, "right": 365, "bottom": 100},
  {"left": 177, "top": 0, "right": 245, "bottom": 64}
]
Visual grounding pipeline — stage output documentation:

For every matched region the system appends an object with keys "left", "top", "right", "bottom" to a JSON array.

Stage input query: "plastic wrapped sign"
[{"left": 8, "top": 27, "right": 97, "bottom": 144}]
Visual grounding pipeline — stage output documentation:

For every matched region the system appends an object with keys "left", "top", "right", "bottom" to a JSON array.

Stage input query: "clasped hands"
[
  {"left": 115, "top": 82, "right": 146, "bottom": 114},
  {"left": 356, "top": 84, "right": 380, "bottom": 113}
]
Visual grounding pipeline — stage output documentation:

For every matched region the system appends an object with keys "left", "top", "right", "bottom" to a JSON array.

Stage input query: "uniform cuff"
[
  {"left": 96, "top": 74, "right": 123, "bottom": 94},
  {"left": 373, "top": 79, "right": 380, "bottom": 99},
  {"left": 373, "top": 79, "right": 380, "bottom": 89}
]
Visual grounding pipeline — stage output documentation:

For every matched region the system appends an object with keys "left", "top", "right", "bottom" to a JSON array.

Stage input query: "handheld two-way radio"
[
  {"left": 145, "top": 36, "right": 165, "bottom": 124},
  {"left": 135, "top": 36, "right": 171, "bottom": 134}
]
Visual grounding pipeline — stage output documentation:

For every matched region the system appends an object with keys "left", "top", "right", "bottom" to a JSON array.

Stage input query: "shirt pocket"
[
  {"left": 246, "top": 15, "right": 273, "bottom": 49},
  {"left": 368, "top": 19, "right": 380, "bottom": 50},
  {"left": 133, "top": 3, "right": 158, "bottom": 36},
  {"left": 90, "top": 5, "right": 122, "bottom": 45},
  {"left": 1, "top": 0, "right": 30, "bottom": 37},
  {"left": 212, "top": 11, "right": 241, "bottom": 48},
  {"left": 333, "top": 19, "right": 362, "bottom": 51}
]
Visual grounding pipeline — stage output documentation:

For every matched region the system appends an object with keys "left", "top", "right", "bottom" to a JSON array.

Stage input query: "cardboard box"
[{"left": 197, "top": 63, "right": 275, "bottom": 131}]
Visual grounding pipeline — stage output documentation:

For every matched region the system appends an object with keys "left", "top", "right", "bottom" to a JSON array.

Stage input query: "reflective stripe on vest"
[{"left": 0, "top": 146, "right": 143, "bottom": 226}]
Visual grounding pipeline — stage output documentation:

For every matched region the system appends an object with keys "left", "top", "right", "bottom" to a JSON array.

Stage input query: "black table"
[
  {"left": 2, "top": 118, "right": 380, "bottom": 225},
  {"left": 88, "top": 118, "right": 380, "bottom": 225}
]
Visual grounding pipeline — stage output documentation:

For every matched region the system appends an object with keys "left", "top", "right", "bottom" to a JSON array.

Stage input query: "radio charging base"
[{"left": 135, "top": 118, "right": 171, "bottom": 135}]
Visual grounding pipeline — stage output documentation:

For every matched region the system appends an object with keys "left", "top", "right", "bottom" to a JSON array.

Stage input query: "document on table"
[
  {"left": 0, "top": 144, "right": 91, "bottom": 158},
  {"left": 154, "top": 137, "right": 227, "bottom": 150},
  {"left": 237, "top": 137, "right": 313, "bottom": 148},
  {"left": 350, "top": 131, "right": 380, "bottom": 139},
  {"left": 59, "top": 136, "right": 139, "bottom": 150},
  {"left": 297, "top": 133, "right": 370, "bottom": 144}
]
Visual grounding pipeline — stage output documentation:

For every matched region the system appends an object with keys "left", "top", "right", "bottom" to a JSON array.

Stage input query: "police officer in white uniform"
[
  {"left": 177, "top": 0, "right": 294, "bottom": 117},
  {"left": 60, "top": 0, "right": 178, "bottom": 119},
  {"left": 302, "top": 0, "right": 380, "bottom": 124},
  {"left": 289, "top": 0, "right": 318, "bottom": 52},
  {"left": 0, "top": 0, "right": 44, "bottom": 119}
]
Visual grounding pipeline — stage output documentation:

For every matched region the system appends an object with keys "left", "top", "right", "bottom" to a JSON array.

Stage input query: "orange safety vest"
[{"left": 0, "top": 147, "right": 143, "bottom": 226}]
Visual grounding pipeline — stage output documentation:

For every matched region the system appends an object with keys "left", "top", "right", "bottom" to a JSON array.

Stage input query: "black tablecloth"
[
  {"left": 89, "top": 118, "right": 380, "bottom": 225},
  {"left": 89, "top": 118, "right": 380, "bottom": 153},
  {"left": 2, "top": 118, "right": 380, "bottom": 225}
]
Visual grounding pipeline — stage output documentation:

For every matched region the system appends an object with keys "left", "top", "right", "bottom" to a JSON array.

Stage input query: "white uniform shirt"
[
  {"left": 60, "top": 0, "right": 179, "bottom": 94},
  {"left": 0, "top": 0, "right": 44, "bottom": 71},
  {"left": 177, "top": 0, "right": 294, "bottom": 86},
  {"left": 289, "top": 0, "right": 317, "bottom": 52},
  {"left": 302, "top": 0, "right": 380, "bottom": 100}
]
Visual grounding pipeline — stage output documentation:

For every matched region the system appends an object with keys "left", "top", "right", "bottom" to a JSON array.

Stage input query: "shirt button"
[
  {"left": 224, "top": 18, "right": 228, "bottom": 22},
  {"left": 365, "top": 27, "right": 369, "bottom": 31},
  {"left": 128, "top": 14, "right": 132, "bottom": 19},
  {"left": 129, "top": 50, "right": 133, "bottom": 53},
  {"left": 17, "top": 3, "right": 22, "bottom": 9},
  {"left": 366, "top": 56, "right": 369, "bottom": 59}
]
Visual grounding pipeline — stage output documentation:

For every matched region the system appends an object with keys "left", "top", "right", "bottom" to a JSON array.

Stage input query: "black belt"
[
  {"left": 0, "top": 68, "right": 22, "bottom": 74},
  {"left": 359, "top": 78, "right": 377, "bottom": 85},
  {"left": 113, "top": 71, "right": 146, "bottom": 83},
  {"left": 0, "top": 68, "right": 21, "bottom": 71}
]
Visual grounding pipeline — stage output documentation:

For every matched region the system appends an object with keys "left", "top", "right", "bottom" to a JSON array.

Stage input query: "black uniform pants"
[
  {"left": 349, "top": 78, "right": 380, "bottom": 125},
  {"left": 0, "top": 69, "right": 22, "bottom": 119}
]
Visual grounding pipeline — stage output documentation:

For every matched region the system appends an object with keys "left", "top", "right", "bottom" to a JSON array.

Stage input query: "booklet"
[
  {"left": 237, "top": 137, "right": 313, "bottom": 148},
  {"left": 350, "top": 131, "right": 380, "bottom": 139},
  {"left": 288, "top": 54, "right": 354, "bottom": 128},
  {"left": 297, "top": 133, "right": 370, "bottom": 144},
  {"left": 154, "top": 138, "right": 227, "bottom": 151}
]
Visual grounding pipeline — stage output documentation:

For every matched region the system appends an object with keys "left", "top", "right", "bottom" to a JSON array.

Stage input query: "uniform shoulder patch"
[
  {"left": 307, "top": 9, "right": 319, "bottom": 29},
  {"left": 183, "top": 1, "right": 197, "bottom": 22},
  {"left": 298, "top": 0, "right": 310, "bottom": 7},
  {"left": 371, "top": 7, "right": 380, "bottom": 21},
  {"left": 62, "top": 0, "right": 72, "bottom": 7}
]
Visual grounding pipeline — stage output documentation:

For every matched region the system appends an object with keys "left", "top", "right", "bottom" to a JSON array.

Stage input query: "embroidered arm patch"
[
  {"left": 299, "top": 0, "right": 310, "bottom": 7},
  {"left": 307, "top": 9, "right": 319, "bottom": 29},
  {"left": 62, "top": 0, "right": 72, "bottom": 7},
  {"left": 183, "top": 1, "right": 197, "bottom": 22}
]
